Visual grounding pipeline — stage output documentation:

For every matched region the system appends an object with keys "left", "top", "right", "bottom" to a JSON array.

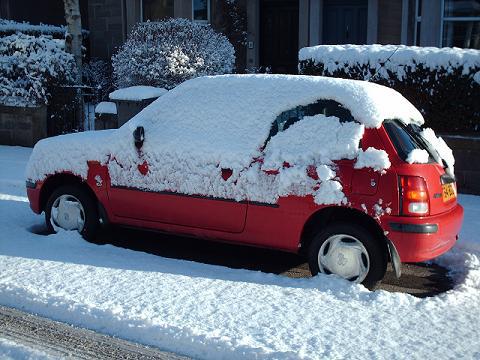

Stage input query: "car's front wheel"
[
  {"left": 308, "top": 222, "right": 387, "bottom": 289},
  {"left": 45, "top": 185, "right": 99, "bottom": 242}
]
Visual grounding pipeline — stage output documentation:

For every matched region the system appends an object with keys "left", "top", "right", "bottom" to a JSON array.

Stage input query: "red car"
[{"left": 26, "top": 75, "right": 463, "bottom": 288}]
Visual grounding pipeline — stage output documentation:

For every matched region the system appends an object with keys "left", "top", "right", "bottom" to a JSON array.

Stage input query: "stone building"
[{"left": 1, "top": 0, "right": 479, "bottom": 73}]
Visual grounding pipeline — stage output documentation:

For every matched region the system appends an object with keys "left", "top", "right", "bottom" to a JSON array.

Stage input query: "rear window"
[{"left": 383, "top": 120, "right": 437, "bottom": 162}]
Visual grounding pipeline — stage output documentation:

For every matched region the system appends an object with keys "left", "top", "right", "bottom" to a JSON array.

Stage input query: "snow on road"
[{"left": 0, "top": 145, "right": 479, "bottom": 359}]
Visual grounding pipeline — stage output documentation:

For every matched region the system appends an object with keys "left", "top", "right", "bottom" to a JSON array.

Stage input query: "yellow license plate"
[{"left": 442, "top": 183, "right": 456, "bottom": 202}]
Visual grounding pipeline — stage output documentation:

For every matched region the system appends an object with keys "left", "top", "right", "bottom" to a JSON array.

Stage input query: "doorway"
[
  {"left": 260, "top": 0, "right": 299, "bottom": 74},
  {"left": 323, "top": 0, "right": 368, "bottom": 44}
]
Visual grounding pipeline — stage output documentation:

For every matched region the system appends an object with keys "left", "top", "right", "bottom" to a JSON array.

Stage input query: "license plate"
[{"left": 442, "top": 183, "right": 456, "bottom": 202}]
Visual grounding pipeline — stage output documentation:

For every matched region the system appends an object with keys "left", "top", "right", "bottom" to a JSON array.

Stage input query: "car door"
[{"left": 107, "top": 130, "right": 248, "bottom": 234}]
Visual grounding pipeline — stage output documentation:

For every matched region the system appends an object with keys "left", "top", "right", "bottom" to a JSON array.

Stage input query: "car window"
[
  {"left": 383, "top": 119, "right": 438, "bottom": 162},
  {"left": 265, "top": 99, "right": 356, "bottom": 145}
]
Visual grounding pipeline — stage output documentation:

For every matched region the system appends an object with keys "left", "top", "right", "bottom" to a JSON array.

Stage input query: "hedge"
[{"left": 299, "top": 44, "right": 480, "bottom": 133}]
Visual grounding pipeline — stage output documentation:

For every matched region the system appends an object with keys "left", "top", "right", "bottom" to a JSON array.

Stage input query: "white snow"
[
  {"left": 354, "top": 147, "right": 391, "bottom": 172},
  {"left": 299, "top": 44, "right": 480, "bottom": 80},
  {"left": 406, "top": 148, "right": 430, "bottom": 164},
  {"left": 0, "top": 33, "right": 76, "bottom": 107},
  {"left": 0, "top": 338, "right": 52, "bottom": 360},
  {"left": 26, "top": 75, "right": 423, "bottom": 206},
  {"left": 3, "top": 145, "right": 480, "bottom": 359},
  {"left": 95, "top": 101, "right": 117, "bottom": 115},
  {"left": 421, "top": 127, "right": 456, "bottom": 175},
  {"left": 109, "top": 86, "right": 168, "bottom": 101}
]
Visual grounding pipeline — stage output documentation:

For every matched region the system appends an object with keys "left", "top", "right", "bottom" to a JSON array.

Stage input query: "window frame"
[
  {"left": 414, "top": 0, "right": 422, "bottom": 46},
  {"left": 192, "top": 0, "right": 211, "bottom": 23},
  {"left": 440, "top": 0, "right": 480, "bottom": 47},
  {"left": 140, "top": 0, "right": 174, "bottom": 22}
]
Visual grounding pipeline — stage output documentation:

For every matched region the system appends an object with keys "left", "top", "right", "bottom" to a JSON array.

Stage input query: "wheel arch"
[
  {"left": 39, "top": 173, "right": 98, "bottom": 213},
  {"left": 300, "top": 206, "right": 388, "bottom": 256}
]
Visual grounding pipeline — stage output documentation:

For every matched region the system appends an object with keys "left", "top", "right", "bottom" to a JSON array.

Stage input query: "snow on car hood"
[
  {"left": 26, "top": 130, "right": 115, "bottom": 181},
  {"left": 26, "top": 75, "right": 425, "bottom": 206}
]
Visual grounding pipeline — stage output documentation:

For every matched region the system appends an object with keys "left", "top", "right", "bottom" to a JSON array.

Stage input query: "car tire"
[
  {"left": 45, "top": 185, "right": 100, "bottom": 243},
  {"left": 308, "top": 222, "right": 387, "bottom": 289}
]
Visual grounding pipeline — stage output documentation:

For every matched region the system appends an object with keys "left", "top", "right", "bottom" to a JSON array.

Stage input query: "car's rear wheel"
[
  {"left": 308, "top": 222, "right": 387, "bottom": 289},
  {"left": 45, "top": 185, "right": 99, "bottom": 242}
]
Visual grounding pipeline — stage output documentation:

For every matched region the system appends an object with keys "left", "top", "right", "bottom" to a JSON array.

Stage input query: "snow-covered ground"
[
  {"left": 0, "top": 145, "right": 479, "bottom": 359},
  {"left": 0, "top": 338, "right": 51, "bottom": 360}
]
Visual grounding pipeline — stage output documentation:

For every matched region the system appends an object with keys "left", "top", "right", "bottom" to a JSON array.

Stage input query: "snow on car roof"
[{"left": 123, "top": 74, "right": 423, "bottom": 168}]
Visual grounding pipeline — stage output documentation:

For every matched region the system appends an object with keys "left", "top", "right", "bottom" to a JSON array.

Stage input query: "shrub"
[
  {"left": 0, "top": 18, "right": 89, "bottom": 39},
  {"left": 83, "top": 59, "right": 114, "bottom": 103},
  {"left": 112, "top": 18, "right": 235, "bottom": 89},
  {"left": 0, "top": 33, "right": 77, "bottom": 107},
  {"left": 299, "top": 44, "right": 480, "bottom": 133}
]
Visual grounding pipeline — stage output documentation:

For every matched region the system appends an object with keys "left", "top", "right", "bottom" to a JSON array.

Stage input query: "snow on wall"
[
  {"left": 0, "top": 19, "right": 89, "bottom": 38},
  {"left": 299, "top": 44, "right": 480, "bottom": 83},
  {"left": 27, "top": 75, "right": 422, "bottom": 205},
  {"left": 109, "top": 86, "right": 168, "bottom": 101},
  {"left": 95, "top": 102, "right": 117, "bottom": 115}
]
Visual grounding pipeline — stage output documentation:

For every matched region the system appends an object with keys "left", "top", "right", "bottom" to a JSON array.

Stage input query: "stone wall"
[
  {"left": 443, "top": 136, "right": 480, "bottom": 195},
  {"left": 0, "top": 105, "right": 47, "bottom": 147},
  {"left": 88, "top": 0, "right": 124, "bottom": 60}
]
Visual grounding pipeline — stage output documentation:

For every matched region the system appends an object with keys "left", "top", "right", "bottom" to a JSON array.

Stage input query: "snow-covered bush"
[
  {"left": 112, "top": 19, "right": 235, "bottom": 89},
  {"left": 0, "top": 33, "right": 76, "bottom": 107},
  {"left": 83, "top": 59, "right": 114, "bottom": 103},
  {"left": 299, "top": 44, "right": 480, "bottom": 132},
  {"left": 0, "top": 18, "right": 89, "bottom": 40}
]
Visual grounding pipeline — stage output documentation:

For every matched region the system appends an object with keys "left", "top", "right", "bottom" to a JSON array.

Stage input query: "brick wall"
[
  {"left": 0, "top": 105, "right": 47, "bottom": 147},
  {"left": 88, "top": 0, "right": 124, "bottom": 59}
]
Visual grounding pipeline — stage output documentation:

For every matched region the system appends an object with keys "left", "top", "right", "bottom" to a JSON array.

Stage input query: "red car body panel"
[{"left": 26, "top": 126, "right": 464, "bottom": 264}]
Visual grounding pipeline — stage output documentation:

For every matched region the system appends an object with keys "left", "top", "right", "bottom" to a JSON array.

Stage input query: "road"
[{"left": 0, "top": 305, "right": 188, "bottom": 359}]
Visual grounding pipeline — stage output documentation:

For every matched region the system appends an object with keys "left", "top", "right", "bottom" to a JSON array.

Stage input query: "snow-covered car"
[{"left": 26, "top": 75, "right": 463, "bottom": 288}]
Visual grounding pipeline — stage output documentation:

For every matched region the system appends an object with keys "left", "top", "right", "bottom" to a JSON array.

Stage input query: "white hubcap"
[
  {"left": 318, "top": 234, "right": 370, "bottom": 283},
  {"left": 50, "top": 194, "right": 85, "bottom": 232}
]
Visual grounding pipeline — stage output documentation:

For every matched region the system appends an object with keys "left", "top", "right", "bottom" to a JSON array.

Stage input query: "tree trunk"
[
  {"left": 64, "top": 0, "right": 83, "bottom": 83},
  {"left": 63, "top": 0, "right": 84, "bottom": 130}
]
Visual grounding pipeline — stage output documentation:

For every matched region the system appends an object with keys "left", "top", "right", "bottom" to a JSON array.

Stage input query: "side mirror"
[{"left": 133, "top": 126, "right": 145, "bottom": 149}]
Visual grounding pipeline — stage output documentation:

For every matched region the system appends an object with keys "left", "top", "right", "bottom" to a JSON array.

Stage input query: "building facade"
[{"left": 1, "top": 0, "right": 479, "bottom": 73}]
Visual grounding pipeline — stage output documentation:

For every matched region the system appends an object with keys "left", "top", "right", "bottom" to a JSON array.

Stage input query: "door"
[
  {"left": 107, "top": 159, "right": 248, "bottom": 234},
  {"left": 260, "top": 0, "right": 299, "bottom": 74},
  {"left": 323, "top": 0, "right": 368, "bottom": 44}
]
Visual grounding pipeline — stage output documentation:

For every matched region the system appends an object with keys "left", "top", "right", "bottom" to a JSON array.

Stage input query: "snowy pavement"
[{"left": 0, "top": 145, "right": 479, "bottom": 359}]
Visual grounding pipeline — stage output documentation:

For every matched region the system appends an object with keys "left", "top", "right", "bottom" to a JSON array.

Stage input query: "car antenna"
[{"left": 368, "top": 45, "right": 401, "bottom": 82}]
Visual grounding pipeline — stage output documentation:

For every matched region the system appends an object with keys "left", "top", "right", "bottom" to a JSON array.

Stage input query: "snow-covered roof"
[
  {"left": 109, "top": 86, "right": 168, "bottom": 101},
  {"left": 299, "top": 44, "right": 480, "bottom": 81},
  {"left": 95, "top": 101, "right": 117, "bottom": 115},
  {"left": 124, "top": 74, "right": 422, "bottom": 166}
]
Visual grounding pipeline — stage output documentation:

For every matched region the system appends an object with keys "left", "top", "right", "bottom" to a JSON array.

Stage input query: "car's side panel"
[{"left": 108, "top": 186, "right": 248, "bottom": 233}]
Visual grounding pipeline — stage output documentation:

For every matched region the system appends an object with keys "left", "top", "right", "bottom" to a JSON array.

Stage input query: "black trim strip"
[
  {"left": 110, "top": 185, "right": 279, "bottom": 208},
  {"left": 389, "top": 222, "right": 438, "bottom": 234}
]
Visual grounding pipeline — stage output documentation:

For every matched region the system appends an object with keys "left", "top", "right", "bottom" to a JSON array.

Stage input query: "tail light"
[{"left": 399, "top": 176, "right": 429, "bottom": 216}]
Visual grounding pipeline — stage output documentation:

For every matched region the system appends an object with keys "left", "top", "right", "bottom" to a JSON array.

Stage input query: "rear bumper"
[
  {"left": 26, "top": 183, "right": 42, "bottom": 214},
  {"left": 383, "top": 204, "right": 464, "bottom": 263}
]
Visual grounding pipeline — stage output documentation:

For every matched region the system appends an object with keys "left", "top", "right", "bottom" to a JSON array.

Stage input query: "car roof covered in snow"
[{"left": 122, "top": 74, "right": 423, "bottom": 168}]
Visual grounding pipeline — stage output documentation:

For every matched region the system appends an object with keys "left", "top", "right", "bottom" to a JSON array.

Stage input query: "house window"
[
  {"left": 441, "top": 0, "right": 480, "bottom": 48},
  {"left": 142, "top": 0, "right": 174, "bottom": 21},
  {"left": 192, "top": 0, "right": 210, "bottom": 22}
]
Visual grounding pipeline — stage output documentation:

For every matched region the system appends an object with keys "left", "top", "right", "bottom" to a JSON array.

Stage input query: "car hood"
[{"left": 25, "top": 129, "right": 117, "bottom": 182}]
